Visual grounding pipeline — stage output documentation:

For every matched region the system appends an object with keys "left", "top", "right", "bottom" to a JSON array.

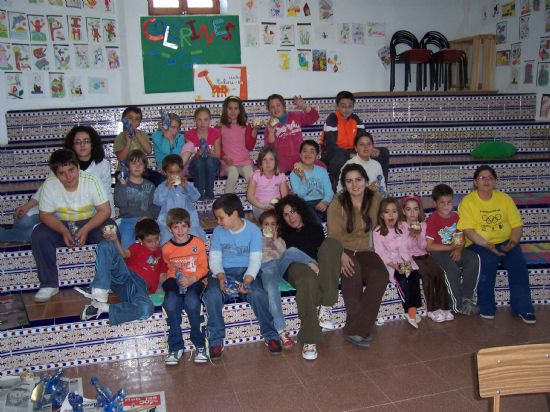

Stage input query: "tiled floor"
[{"left": 49, "top": 305, "right": 550, "bottom": 411}]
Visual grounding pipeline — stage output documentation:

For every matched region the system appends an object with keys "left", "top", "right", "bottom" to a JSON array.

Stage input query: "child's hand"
[
  {"left": 239, "top": 275, "right": 254, "bottom": 294},
  {"left": 217, "top": 275, "right": 228, "bottom": 293},
  {"left": 293, "top": 95, "right": 307, "bottom": 110},
  {"left": 14, "top": 202, "right": 32, "bottom": 219},
  {"left": 207, "top": 145, "right": 216, "bottom": 156},
  {"left": 195, "top": 147, "right": 206, "bottom": 157},
  {"left": 371, "top": 147, "right": 381, "bottom": 158},
  {"left": 450, "top": 248, "right": 462, "bottom": 262},
  {"left": 388, "top": 262, "right": 399, "bottom": 271},
  {"left": 293, "top": 166, "right": 305, "bottom": 180},
  {"left": 180, "top": 176, "right": 188, "bottom": 187},
  {"left": 340, "top": 253, "right": 355, "bottom": 277},
  {"left": 117, "top": 175, "right": 127, "bottom": 185},
  {"left": 368, "top": 181, "right": 378, "bottom": 192},
  {"left": 224, "top": 156, "right": 234, "bottom": 166},
  {"left": 308, "top": 262, "right": 320, "bottom": 274}
]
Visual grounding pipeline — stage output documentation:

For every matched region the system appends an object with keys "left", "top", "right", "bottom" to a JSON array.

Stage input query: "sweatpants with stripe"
[
  {"left": 429, "top": 249, "right": 480, "bottom": 313},
  {"left": 394, "top": 270, "right": 422, "bottom": 312},
  {"left": 413, "top": 254, "right": 451, "bottom": 312}
]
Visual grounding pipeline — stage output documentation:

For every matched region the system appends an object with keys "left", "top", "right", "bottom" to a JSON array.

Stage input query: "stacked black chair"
[{"left": 390, "top": 30, "right": 432, "bottom": 91}]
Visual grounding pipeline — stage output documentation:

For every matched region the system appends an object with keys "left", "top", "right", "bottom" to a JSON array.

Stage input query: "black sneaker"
[
  {"left": 209, "top": 344, "right": 224, "bottom": 361},
  {"left": 519, "top": 313, "right": 536, "bottom": 324},
  {"left": 266, "top": 339, "right": 282, "bottom": 355},
  {"left": 80, "top": 302, "right": 107, "bottom": 321}
]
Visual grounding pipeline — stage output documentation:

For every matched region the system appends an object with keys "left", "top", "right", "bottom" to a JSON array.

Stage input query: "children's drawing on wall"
[
  {"left": 537, "top": 61, "right": 549, "bottom": 86},
  {"left": 6, "top": 71, "right": 23, "bottom": 98},
  {"left": 48, "top": 15, "right": 67, "bottom": 42},
  {"left": 315, "top": 24, "right": 333, "bottom": 41},
  {"left": 496, "top": 50, "right": 510, "bottom": 66},
  {"left": 297, "top": 23, "right": 311, "bottom": 46},
  {"left": 262, "top": 22, "right": 276, "bottom": 45},
  {"left": 540, "top": 94, "right": 550, "bottom": 119},
  {"left": 244, "top": 25, "right": 258, "bottom": 47},
  {"left": 496, "top": 21, "right": 507, "bottom": 44},
  {"left": 312, "top": 48, "right": 326, "bottom": 71},
  {"left": 269, "top": 0, "right": 283, "bottom": 18},
  {"left": 49, "top": 71, "right": 65, "bottom": 98},
  {"left": 65, "top": 0, "right": 82, "bottom": 7},
  {"left": 352, "top": 23, "right": 365, "bottom": 45},
  {"left": 511, "top": 42, "right": 521, "bottom": 65},
  {"left": 0, "top": 42, "right": 13, "bottom": 70},
  {"left": 367, "top": 21, "right": 386, "bottom": 37},
  {"left": 193, "top": 65, "right": 248, "bottom": 101},
  {"left": 327, "top": 50, "right": 341, "bottom": 72},
  {"left": 297, "top": 49, "right": 311, "bottom": 71},
  {"left": 31, "top": 44, "right": 49, "bottom": 70},
  {"left": 84, "top": 0, "right": 98, "bottom": 9},
  {"left": 523, "top": 60, "right": 534, "bottom": 83},
  {"left": 277, "top": 49, "right": 291, "bottom": 71},
  {"left": 103, "top": 19, "right": 116, "bottom": 43},
  {"left": 9, "top": 11, "right": 28, "bottom": 41},
  {"left": 491, "top": 0, "right": 500, "bottom": 18},
  {"left": 510, "top": 65, "right": 519, "bottom": 89},
  {"left": 545, "top": 9, "right": 550, "bottom": 32},
  {"left": 91, "top": 45, "right": 104, "bottom": 68},
  {"left": 53, "top": 44, "right": 70, "bottom": 70},
  {"left": 103, "top": 0, "right": 113, "bottom": 12},
  {"left": 49, "top": 0, "right": 63, "bottom": 5},
  {"left": 519, "top": 15, "right": 530, "bottom": 39},
  {"left": 29, "top": 71, "right": 45, "bottom": 96},
  {"left": 377, "top": 45, "right": 391, "bottom": 68},
  {"left": 87, "top": 17, "right": 101, "bottom": 43},
  {"left": 501, "top": 1, "right": 516, "bottom": 17},
  {"left": 280, "top": 24, "right": 295, "bottom": 47},
  {"left": 0, "top": 9, "right": 7, "bottom": 39},
  {"left": 534, "top": 0, "right": 541, "bottom": 11},
  {"left": 68, "top": 15, "right": 85, "bottom": 42},
  {"left": 540, "top": 37, "right": 550, "bottom": 60},
  {"left": 69, "top": 75, "right": 83, "bottom": 98},
  {"left": 74, "top": 44, "right": 90, "bottom": 68},
  {"left": 106, "top": 46, "right": 120, "bottom": 69},
  {"left": 88, "top": 76, "right": 108, "bottom": 93},
  {"left": 12, "top": 44, "right": 31, "bottom": 71},
  {"left": 27, "top": 15, "right": 47, "bottom": 41},
  {"left": 0, "top": 0, "right": 11, "bottom": 5},
  {"left": 242, "top": 0, "right": 257, "bottom": 23},
  {"left": 338, "top": 23, "right": 351, "bottom": 44},
  {"left": 482, "top": 2, "right": 498, "bottom": 22},
  {"left": 319, "top": 0, "right": 334, "bottom": 22},
  {"left": 545, "top": 0, "right": 550, "bottom": 9},
  {"left": 287, "top": 0, "right": 310, "bottom": 17},
  {"left": 520, "top": 0, "right": 531, "bottom": 15}
]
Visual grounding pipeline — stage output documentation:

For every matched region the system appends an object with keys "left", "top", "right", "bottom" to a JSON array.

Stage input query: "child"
[
  {"left": 373, "top": 197, "right": 422, "bottom": 328},
  {"left": 114, "top": 149, "right": 159, "bottom": 248},
  {"left": 336, "top": 133, "right": 386, "bottom": 196},
  {"left": 290, "top": 139, "right": 333, "bottom": 223},
  {"left": 258, "top": 210, "right": 319, "bottom": 349},
  {"left": 401, "top": 194, "right": 453, "bottom": 322},
  {"left": 426, "top": 184, "right": 480, "bottom": 315},
  {"left": 152, "top": 112, "right": 185, "bottom": 173},
  {"left": 78, "top": 218, "right": 159, "bottom": 325},
  {"left": 203, "top": 194, "right": 282, "bottom": 360},
  {"left": 220, "top": 96, "right": 258, "bottom": 194},
  {"left": 185, "top": 107, "right": 222, "bottom": 200},
  {"left": 153, "top": 154, "right": 206, "bottom": 245},
  {"left": 320, "top": 90, "right": 390, "bottom": 184},
  {"left": 161, "top": 208, "right": 209, "bottom": 365},
  {"left": 264, "top": 94, "right": 319, "bottom": 174},
  {"left": 247, "top": 147, "right": 289, "bottom": 219}
]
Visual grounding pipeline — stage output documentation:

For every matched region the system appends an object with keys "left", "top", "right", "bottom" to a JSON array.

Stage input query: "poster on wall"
[
  {"left": 297, "top": 49, "right": 311, "bottom": 71},
  {"left": 537, "top": 61, "right": 549, "bottom": 86},
  {"left": 277, "top": 49, "right": 292, "bottom": 71},
  {"left": 545, "top": 9, "right": 550, "bottom": 32},
  {"left": 496, "top": 21, "right": 507, "bottom": 44},
  {"left": 53, "top": 44, "right": 70, "bottom": 70},
  {"left": 287, "top": 0, "right": 311, "bottom": 17},
  {"left": 319, "top": 0, "right": 334, "bottom": 22},
  {"left": 0, "top": 9, "right": 8, "bottom": 39},
  {"left": 103, "top": 18, "right": 116, "bottom": 43},
  {"left": 501, "top": 1, "right": 516, "bottom": 17},
  {"left": 244, "top": 25, "right": 258, "bottom": 47},
  {"left": 0, "top": 42, "right": 12, "bottom": 70},
  {"left": 140, "top": 15, "right": 241, "bottom": 94},
  {"left": 31, "top": 44, "right": 50, "bottom": 70},
  {"left": 327, "top": 50, "right": 341, "bottom": 72},
  {"left": 106, "top": 46, "right": 120, "bottom": 69},
  {"left": 315, "top": 24, "right": 333, "bottom": 41},
  {"left": 520, "top": 0, "right": 531, "bottom": 15},
  {"left": 524, "top": 59, "right": 534, "bottom": 83},
  {"left": 65, "top": 0, "right": 82, "bottom": 8},
  {"left": 9, "top": 11, "right": 28, "bottom": 41},
  {"left": 91, "top": 44, "right": 103, "bottom": 68},
  {"left": 269, "top": 0, "right": 283, "bottom": 18},
  {"left": 87, "top": 17, "right": 101, "bottom": 42},
  {"left": 49, "top": 71, "right": 65, "bottom": 98},
  {"left": 242, "top": 0, "right": 258, "bottom": 23},
  {"left": 88, "top": 76, "right": 108, "bottom": 93},
  {"left": 540, "top": 37, "right": 550, "bottom": 60},
  {"left": 312, "top": 48, "right": 326, "bottom": 71},
  {"left": 262, "top": 22, "right": 276, "bottom": 44},
  {"left": 297, "top": 23, "right": 311, "bottom": 46},
  {"left": 352, "top": 23, "right": 365, "bottom": 44},
  {"left": 511, "top": 42, "right": 521, "bottom": 65},
  {"left": 68, "top": 75, "right": 84, "bottom": 98},
  {"left": 74, "top": 44, "right": 90, "bottom": 68},
  {"left": 29, "top": 71, "right": 46, "bottom": 96},
  {"left": 496, "top": 50, "right": 510, "bottom": 65},
  {"left": 540, "top": 94, "right": 550, "bottom": 119},
  {"left": 193, "top": 65, "right": 247, "bottom": 101},
  {"left": 12, "top": 43, "right": 31, "bottom": 71},
  {"left": 47, "top": 15, "right": 68, "bottom": 41},
  {"left": 510, "top": 65, "right": 520, "bottom": 88},
  {"left": 280, "top": 24, "right": 295, "bottom": 46},
  {"left": 338, "top": 23, "right": 351, "bottom": 44},
  {"left": 519, "top": 15, "right": 530, "bottom": 39},
  {"left": 27, "top": 15, "right": 47, "bottom": 41},
  {"left": 6, "top": 71, "right": 23, "bottom": 98},
  {"left": 367, "top": 21, "right": 386, "bottom": 37},
  {"left": 68, "top": 15, "right": 85, "bottom": 42}
]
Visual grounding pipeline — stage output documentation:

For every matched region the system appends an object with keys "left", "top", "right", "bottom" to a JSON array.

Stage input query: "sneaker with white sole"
[
  {"left": 405, "top": 314, "right": 419, "bottom": 328},
  {"left": 318, "top": 305, "right": 335, "bottom": 329},
  {"left": 302, "top": 344, "right": 317, "bottom": 360},
  {"left": 80, "top": 301, "right": 108, "bottom": 321},
  {"left": 75, "top": 287, "right": 109, "bottom": 303},
  {"left": 441, "top": 310, "right": 454, "bottom": 321},
  {"left": 427, "top": 311, "right": 445, "bottom": 323},
  {"left": 518, "top": 313, "right": 536, "bottom": 325},
  {"left": 194, "top": 347, "right": 208, "bottom": 363},
  {"left": 480, "top": 313, "right": 495, "bottom": 320},
  {"left": 165, "top": 349, "right": 184, "bottom": 365},
  {"left": 34, "top": 287, "right": 59, "bottom": 302}
]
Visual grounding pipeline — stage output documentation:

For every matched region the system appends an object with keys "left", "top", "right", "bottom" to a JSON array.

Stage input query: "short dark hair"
[
  {"left": 473, "top": 164, "right": 497, "bottom": 180},
  {"left": 431, "top": 183, "right": 454, "bottom": 201},
  {"left": 194, "top": 106, "right": 211, "bottom": 119},
  {"left": 213, "top": 193, "right": 244, "bottom": 218},
  {"left": 162, "top": 154, "right": 183, "bottom": 171},
  {"left": 63, "top": 125, "right": 105, "bottom": 163},
  {"left": 258, "top": 209, "right": 278, "bottom": 226},
  {"left": 336, "top": 90, "right": 355, "bottom": 104},
  {"left": 127, "top": 149, "right": 148, "bottom": 169},
  {"left": 300, "top": 139, "right": 319, "bottom": 154},
  {"left": 166, "top": 208, "right": 191, "bottom": 227},
  {"left": 353, "top": 132, "right": 374, "bottom": 147},
  {"left": 49, "top": 149, "right": 79, "bottom": 174},
  {"left": 135, "top": 218, "right": 160, "bottom": 240},
  {"left": 122, "top": 106, "right": 142, "bottom": 120},
  {"left": 266, "top": 93, "right": 285, "bottom": 108}
]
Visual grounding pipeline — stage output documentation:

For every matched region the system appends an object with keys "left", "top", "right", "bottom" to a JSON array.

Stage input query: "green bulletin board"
[{"left": 140, "top": 15, "right": 241, "bottom": 94}]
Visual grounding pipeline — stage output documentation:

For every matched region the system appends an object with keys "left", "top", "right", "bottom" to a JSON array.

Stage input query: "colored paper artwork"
[
  {"left": 524, "top": 60, "right": 534, "bottom": 83},
  {"left": 496, "top": 50, "right": 510, "bottom": 66},
  {"left": 9, "top": 11, "right": 28, "bottom": 41},
  {"left": 519, "top": 15, "right": 530, "bottom": 39},
  {"left": 12, "top": 44, "right": 31, "bottom": 71},
  {"left": 490, "top": 0, "right": 500, "bottom": 18},
  {"left": 49, "top": 71, "right": 65, "bottom": 97},
  {"left": 74, "top": 43, "right": 89, "bottom": 68},
  {"left": 297, "top": 49, "right": 311, "bottom": 71},
  {"left": 510, "top": 65, "right": 520, "bottom": 88},
  {"left": 501, "top": 1, "right": 516, "bottom": 17},
  {"left": 511, "top": 43, "right": 521, "bottom": 65},
  {"left": 327, "top": 50, "right": 341, "bottom": 72},
  {"left": 65, "top": 0, "right": 81, "bottom": 7},
  {"left": 244, "top": 25, "right": 258, "bottom": 47},
  {"left": 6, "top": 71, "right": 23, "bottom": 98},
  {"left": 315, "top": 24, "right": 333, "bottom": 41},
  {"left": 87, "top": 17, "right": 101, "bottom": 43},
  {"left": 520, "top": 0, "right": 531, "bottom": 15},
  {"left": 319, "top": 0, "right": 334, "bottom": 22},
  {"left": 29, "top": 71, "right": 45, "bottom": 96},
  {"left": 53, "top": 44, "right": 70, "bottom": 70},
  {"left": 280, "top": 24, "right": 294, "bottom": 47},
  {"left": 28, "top": 15, "right": 47, "bottom": 41},
  {"left": 287, "top": 0, "right": 301, "bottom": 16},
  {"left": 68, "top": 15, "right": 85, "bottom": 42},
  {"left": 103, "top": 0, "right": 113, "bottom": 12},
  {"left": 297, "top": 23, "right": 311, "bottom": 46},
  {"left": 367, "top": 21, "right": 386, "bottom": 37},
  {"left": 312, "top": 48, "right": 326, "bottom": 71},
  {"left": 88, "top": 76, "right": 108, "bottom": 93},
  {"left": 103, "top": 18, "right": 116, "bottom": 43},
  {"left": 91, "top": 44, "right": 103, "bottom": 68},
  {"left": 193, "top": 65, "right": 248, "bottom": 102},
  {"left": 546, "top": 0, "right": 550, "bottom": 9},
  {"left": 277, "top": 49, "right": 292, "bottom": 71},
  {"left": 0, "top": 9, "right": 7, "bottom": 39},
  {"left": 540, "top": 37, "right": 550, "bottom": 60},
  {"left": 269, "top": 0, "right": 283, "bottom": 18},
  {"left": 0, "top": 41, "right": 12, "bottom": 70},
  {"left": 378, "top": 45, "right": 391, "bottom": 68},
  {"left": 537, "top": 61, "right": 549, "bottom": 86},
  {"left": 83, "top": 0, "right": 97, "bottom": 9},
  {"left": 540, "top": 94, "right": 550, "bottom": 119},
  {"left": 48, "top": 0, "right": 64, "bottom": 5},
  {"left": 262, "top": 22, "right": 276, "bottom": 45},
  {"left": 352, "top": 23, "right": 365, "bottom": 45},
  {"left": 242, "top": 0, "right": 257, "bottom": 23},
  {"left": 545, "top": 9, "right": 550, "bottom": 32},
  {"left": 106, "top": 46, "right": 119, "bottom": 69},
  {"left": 338, "top": 23, "right": 351, "bottom": 44},
  {"left": 31, "top": 44, "right": 50, "bottom": 70},
  {"left": 69, "top": 75, "right": 84, "bottom": 98},
  {"left": 47, "top": 15, "right": 68, "bottom": 42},
  {"left": 534, "top": 0, "right": 540, "bottom": 11},
  {"left": 496, "top": 21, "right": 507, "bottom": 44}
]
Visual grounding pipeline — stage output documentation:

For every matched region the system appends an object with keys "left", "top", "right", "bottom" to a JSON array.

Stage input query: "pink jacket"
[{"left": 373, "top": 224, "right": 419, "bottom": 282}]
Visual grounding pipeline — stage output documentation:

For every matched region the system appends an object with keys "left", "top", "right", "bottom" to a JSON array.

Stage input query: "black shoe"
[
  {"left": 266, "top": 339, "right": 282, "bottom": 355},
  {"left": 518, "top": 313, "right": 536, "bottom": 324},
  {"left": 209, "top": 344, "right": 224, "bottom": 361}
]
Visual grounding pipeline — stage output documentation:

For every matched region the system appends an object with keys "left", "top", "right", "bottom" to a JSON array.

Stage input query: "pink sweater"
[
  {"left": 373, "top": 224, "right": 419, "bottom": 281},
  {"left": 221, "top": 124, "right": 253, "bottom": 167},
  {"left": 402, "top": 221, "right": 428, "bottom": 257}
]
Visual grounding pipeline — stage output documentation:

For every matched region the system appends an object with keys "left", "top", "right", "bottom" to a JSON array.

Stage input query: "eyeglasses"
[
  {"left": 476, "top": 175, "right": 496, "bottom": 181},
  {"left": 74, "top": 139, "right": 91, "bottom": 145},
  {"left": 283, "top": 209, "right": 297, "bottom": 219}
]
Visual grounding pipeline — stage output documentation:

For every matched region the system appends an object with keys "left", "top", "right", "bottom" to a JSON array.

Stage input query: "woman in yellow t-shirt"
[{"left": 457, "top": 165, "right": 535, "bottom": 324}]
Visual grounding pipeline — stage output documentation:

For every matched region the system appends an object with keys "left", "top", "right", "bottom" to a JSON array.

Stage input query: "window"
[{"left": 147, "top": 0, "right": 220, "bottom": 15}]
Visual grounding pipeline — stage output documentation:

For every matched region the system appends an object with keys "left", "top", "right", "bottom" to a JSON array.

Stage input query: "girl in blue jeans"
[{"left": 258, "top": 210, "right": 319, "bottom": 349}]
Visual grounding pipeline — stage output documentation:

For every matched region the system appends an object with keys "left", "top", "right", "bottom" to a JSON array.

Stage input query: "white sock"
[{"left": 94, "top": 301, "right": 109, "bottom": 312}]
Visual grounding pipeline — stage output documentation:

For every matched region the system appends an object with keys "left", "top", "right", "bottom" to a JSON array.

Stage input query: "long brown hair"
[
  {"left": 376, "top": 197, "right": 405, "bottom": 236},
  {"left": 256, "top": 146, "right": 281, "bottom": 175},
  {"left": 220, "top": 96, "right": 247, "bottom": 127},
  {"left": 338, "top": 163, "right": 375, "bottom": 234}
]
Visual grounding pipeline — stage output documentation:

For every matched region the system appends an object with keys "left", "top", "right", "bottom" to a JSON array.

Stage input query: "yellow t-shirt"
[{"left": 457, "top": 190, "right": 523, "bottom": 245}]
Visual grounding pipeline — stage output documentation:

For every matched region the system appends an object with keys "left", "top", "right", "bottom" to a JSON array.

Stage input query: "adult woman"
[
  {"left": 275, "top": 195, "right": 342, "bottom": 361},
  {"left": 327, "top": 164, "right": 387, "bottom": 346},
  {"left": 458, "top": 165, "right": 535, "bottom": 324}
]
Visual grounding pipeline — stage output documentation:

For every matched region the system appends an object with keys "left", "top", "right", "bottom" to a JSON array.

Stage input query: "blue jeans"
[
  {"left": 470, "top": 242, "right": 534, "bottom": 316},
  {"left": 0, "top": 213, "right": 40, "bottom": 242},
  {"left": 118, "top": 217, "right": 139, "bottom": 249},
  {"left": 189, "top": 156, "right": 220, "bottom": 199},
  {"left": 203, "top": 267, "right": 279, "bottom": 347},
  {"left": 92, "top": 240, "right": 154, "bottom": 325},
  {"left": 260, "top": 247, "right": 315, "bottom": 332},
  {"left": 163, "top": 281, "right": 205, "bottom": 351}
]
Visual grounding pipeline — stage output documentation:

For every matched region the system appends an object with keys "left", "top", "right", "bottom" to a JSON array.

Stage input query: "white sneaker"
[
  {"left": 405, "top": 314, "right": 419, "bottom": 329},
  {"left": 34, "top": 287, "right": 59, "bottom": 302},
  {"left": 74, "top": 287, "right": 109, "bottom": 303},
  {"left": 165, "top": 349, "right": 184, "bottom": 365},
  {"left": 193, "top": 347, "right": 208, "bottom": 364},
  {"left": 318, "top": 306, "right": 335, "bottom": 330},
  {"left": 80, "top": 301, "right": 109, "bottom": 321},
  {"left": 302, "top": 344, "right": 317, "bottom": 360},
  {"left": 427, "top": 311, "right": 445, "bottom": 323}
]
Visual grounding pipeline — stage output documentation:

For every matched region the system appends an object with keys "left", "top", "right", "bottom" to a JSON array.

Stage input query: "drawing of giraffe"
[{"left": 197, "top": 70, "right": 230, "bottom": 98}]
